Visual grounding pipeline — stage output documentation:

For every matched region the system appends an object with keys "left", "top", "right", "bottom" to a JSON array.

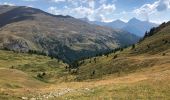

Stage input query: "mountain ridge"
[
  {"left": 80, "top": 17, "right": 158, "bottom": 37},
  {"left": 0, "top": 5, "right": 139, "bottom": 63},
  {"left": 123, "top": 17, "right": 158, "bottom": 36},
  {"left": 0, "top": 5, "right": 169, "bottom": 100}
]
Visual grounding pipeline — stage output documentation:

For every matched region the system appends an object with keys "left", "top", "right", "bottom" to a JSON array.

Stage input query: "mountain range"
[
  {"left": 0, "top": 4, "right": 170, "bottom": 100},
  {"left": 0, "top": 17, "right": 169, "bottom": 99},
  {"left": 0, "top": 5, "right": 139, "bottom": 63},
  {"left": 80, "top": 17, "right": 158, "bottom": 37}
]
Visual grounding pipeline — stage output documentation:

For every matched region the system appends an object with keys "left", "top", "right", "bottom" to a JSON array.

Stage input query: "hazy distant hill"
[
  {"left": 123, "top": 18, "right": 158, "bottom": 37},
  {"left": 0, "top": 5, "right": 139, "bottom": 63},
  {"left": 106, "top": 20, "right": 126, "bottom": 29},
  {"left": 79, "top": 18, "right": 126, "bottom": 29},
  {"left": 81, "top": 18, "right": 158, "bottom": 37}
]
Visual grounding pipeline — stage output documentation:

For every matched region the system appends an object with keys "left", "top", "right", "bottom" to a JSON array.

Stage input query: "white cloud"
[
  {"left": 47, "top": 7, "right": 61, "bottom": 15},
  {"left": 89, "top": 0, "right": 95, "bottom": 9},
  {"left": 73, "top": 6, "right": 93, "bottom": 17},
  {"left": 50, "top": 0, "right": 66, "bottom": 3},
  {"left": 99, "top": 14, "right": 114, "bottom": 22},
  {"left": 156, "top": 0, "right": 170, "bottom": 11},
  {"left": 47, "top": 6, "right": 93, "bottom": 18},
  {"left": 22, "top": 0, "right": 37, "bottom": 1},
  {"left": 47, "top": 2, "right": 116, "bottom": 22},
  {"left": 133, "top": 0, "right": 170, "bottom": 21},
  {"left": 93, "top": 4, "right": 116, "bottom": 21},
  {"left": 99, "top": 0, "right": 107, "bottom": 4},
  {"left": 134, "top": 0, "right": 170, "bottom": 15},
  {"left": 97, "top": 4, "right": 116, "bottom": 15},
  {"left": 133, "top": 3, "right": 157, "bottom": 16},
  {"left": 0, "top": 2, "right": 15, "bottom": 6},
  {"left": 67, "top": 0, "right": 79, "bottom": 7},
  {"left": 151, "top": 19, "right": 169, "bottom": 24}
]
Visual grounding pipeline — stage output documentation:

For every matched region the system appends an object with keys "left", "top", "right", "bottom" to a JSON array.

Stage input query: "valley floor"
[
  {"left": 0, "top": 52, "right": 170, "bottom": 100},
  {"left": 31, "top": 65, "right": 170, "bottom": 100}
]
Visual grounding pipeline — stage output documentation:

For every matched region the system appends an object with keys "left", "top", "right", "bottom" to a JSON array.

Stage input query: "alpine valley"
[
  {"left": 0, "top": 4, "right": 170, "bottom": 100},
  {"left": 0, "top": 5, "right": 139, "bottom": 63}
]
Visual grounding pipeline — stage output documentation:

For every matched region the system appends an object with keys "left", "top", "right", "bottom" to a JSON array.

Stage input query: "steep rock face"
[{"left": 0, "top": 5, "right": 139, "bottom": 63}]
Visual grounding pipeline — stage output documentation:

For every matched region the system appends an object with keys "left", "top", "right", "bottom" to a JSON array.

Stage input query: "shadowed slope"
[{"left": 0, "top": 5, "right": 139, "bottom": 63}]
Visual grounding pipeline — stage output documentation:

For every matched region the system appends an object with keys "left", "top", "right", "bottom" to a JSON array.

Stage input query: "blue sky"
[{"left": 0, "top": 0, "right": 170, "bottom": 23}]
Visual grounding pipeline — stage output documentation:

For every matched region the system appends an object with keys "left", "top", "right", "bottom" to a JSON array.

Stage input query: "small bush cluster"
[
  {"left": 28, "top": 50, "right": 47, "bottom": 56},
  {"left": 37, "top": 72, "right": 46, "bottom": 78}
]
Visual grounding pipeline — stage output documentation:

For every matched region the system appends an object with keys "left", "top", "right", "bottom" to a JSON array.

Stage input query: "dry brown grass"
[
  {"left": 4, "top": 54, "right": 167, "bottom": 100},
  {"left": 0, "top": 53, "right": 169, "bottom": 99}
]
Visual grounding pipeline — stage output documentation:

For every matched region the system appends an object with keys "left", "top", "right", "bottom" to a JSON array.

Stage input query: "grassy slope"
[
  {"left": 1, "top": 48, "right": 170, "bottom": 100},
  {"left": 0, "top": 23, "right": 169, "bottom": 99},
  {"left": 15, "top": 62, "right": 168, "bottom": 100},
  {"left": 59, "top": 64, "right": 170, "bottom": 100},
  {"left": 50, "top": 22, "right": 170, "bottom": 99},
  {"left": 76, "top": 22, "right": 170, "bottom": 80},
  {"left": 0, "top": 50, "right": 73, "bottom": 99}
]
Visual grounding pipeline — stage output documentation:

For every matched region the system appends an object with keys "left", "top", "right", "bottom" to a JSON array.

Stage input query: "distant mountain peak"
[
  {"left": 112, "top": 19, "right": 125, "bottom": 24},
  {"left": 115, "top": 19, "right": 122, "bottom": 21},
  {"left": 80, "top": 16, "right": 158, "bottom": 37},
  {"left": 113, "top": 19, "right": 124, "bottom": 23},
  {"left": 123, "top": 18, "right": 158, "bottom": 37},
  {"left": 131, "top": 17, "right": 139, "bottom": 20},
  {"left": 128, "top": 17, "right": 141, "bottom": 23}
]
